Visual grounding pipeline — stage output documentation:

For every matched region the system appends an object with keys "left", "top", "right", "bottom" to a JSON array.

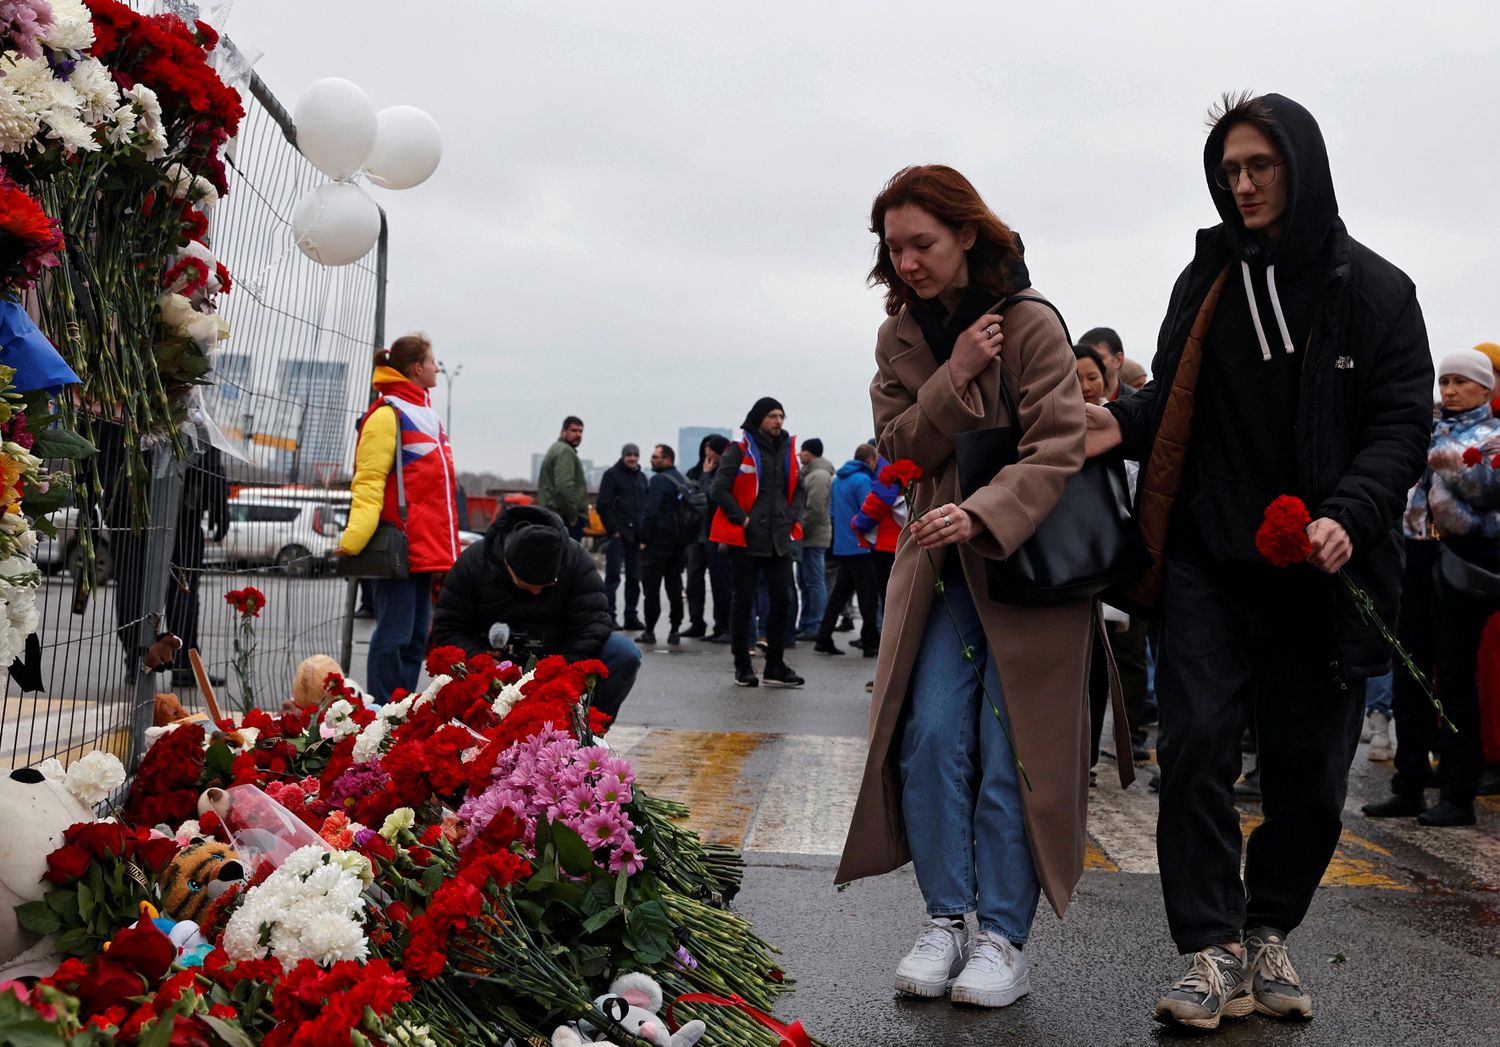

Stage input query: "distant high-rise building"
[{"left": 678, "top": 425, "right": 734, "bottom": 465}]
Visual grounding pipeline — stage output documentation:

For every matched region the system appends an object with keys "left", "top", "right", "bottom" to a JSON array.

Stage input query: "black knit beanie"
[
  {"left": 742, "top": 396, "right": 785, "bottom": 432},
  {"left": 504, "top": 522, "right": 564, "bottom": 586}
]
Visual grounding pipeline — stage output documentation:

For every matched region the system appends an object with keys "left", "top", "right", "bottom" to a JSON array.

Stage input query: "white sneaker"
[
  {"left": 1367, "top": 711, "right": 1392, "bottom": 762},
  {"left": 950, "top": 929, "right": 1030, "bottom": 1008},
  {"left": 1360, "top": 713, "right": 1373, "bottom": 743},
  {"left": 894, "top": 917, "right": 968, "bottom": 997}
]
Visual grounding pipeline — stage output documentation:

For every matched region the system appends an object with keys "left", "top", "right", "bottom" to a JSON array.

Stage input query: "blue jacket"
[{"left": 830, "top": 459, "right": 874, "bottom": 557}]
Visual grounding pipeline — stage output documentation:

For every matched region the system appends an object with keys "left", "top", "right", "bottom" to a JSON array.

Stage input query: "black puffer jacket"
[
  {"left": 430, "top": 505, "right": 611, "bottom": 661},
  {"left": 1109, "top": 94, "right": 1433, "bottom": 678}
]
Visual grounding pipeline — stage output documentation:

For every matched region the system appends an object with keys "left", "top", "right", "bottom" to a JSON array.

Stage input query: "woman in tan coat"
[{"left": 836, "top": 166, "right": 1092, "bottom": 1008}]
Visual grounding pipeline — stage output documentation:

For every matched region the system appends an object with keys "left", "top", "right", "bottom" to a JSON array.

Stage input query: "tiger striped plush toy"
[{"left": 159, "top": 839, "right": 245, "bottom": 927}]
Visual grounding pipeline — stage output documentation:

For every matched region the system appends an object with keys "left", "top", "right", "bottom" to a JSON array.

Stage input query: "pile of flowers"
[{"left": 2, "top": 648, "right": 817, "bottom": 1045}]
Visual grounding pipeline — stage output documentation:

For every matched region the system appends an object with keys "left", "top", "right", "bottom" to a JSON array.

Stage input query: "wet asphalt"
[{"left": 613, "top": 633, "right": 1500, "bottom": 1046}]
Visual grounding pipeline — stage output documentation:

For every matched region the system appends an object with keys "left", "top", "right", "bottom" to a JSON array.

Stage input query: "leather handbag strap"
[{"left": 988, "top": 294, "right": 1074, "bottom": 423}]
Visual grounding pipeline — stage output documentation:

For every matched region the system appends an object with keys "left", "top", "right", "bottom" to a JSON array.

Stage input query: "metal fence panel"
[{"left": 0, "top": 66, "right": 384, "bottom": 770}]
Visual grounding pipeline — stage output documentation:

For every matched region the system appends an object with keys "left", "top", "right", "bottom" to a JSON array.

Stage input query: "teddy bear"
[
  {"left": 572, "top": 973, "right": 706, "bottom": 1047},
  {"left": 0, "top": 766, "right": 94, "bottom": 973}
]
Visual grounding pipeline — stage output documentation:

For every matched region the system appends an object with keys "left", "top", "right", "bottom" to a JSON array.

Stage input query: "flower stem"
[
  {"left": 1337, "top": 568, "right": 1456, "bottom": 733},
  {"left": 923, "top": 547, "right": 1032, "bottom": 791}
]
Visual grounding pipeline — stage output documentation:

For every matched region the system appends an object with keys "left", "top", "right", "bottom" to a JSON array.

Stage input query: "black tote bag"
[
  {"left": 336, "top": 431, "right": 410, "bottom": 579},
  {"left": 953, "top": 295, "right": 1148, "bottom": 606}
]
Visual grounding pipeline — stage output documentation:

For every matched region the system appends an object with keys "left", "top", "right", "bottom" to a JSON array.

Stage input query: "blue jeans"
[
  {"left": 592, "top": 631, "right": 642, "bottom": 720},
  {"left": 1365, "top": 670, "right": 1393, "bottom": 716},
  {"left": 604, "top": 536, "right": 641, "bottom": 621},
  {"left": 797, "top": 546, "right": 828, "bottom": 634},
  {"left": 899, "top": 567, "right": 1039, "bottom": 943},
  {"left": 368, "top": 574, "right": 432, "bottom": 703}
]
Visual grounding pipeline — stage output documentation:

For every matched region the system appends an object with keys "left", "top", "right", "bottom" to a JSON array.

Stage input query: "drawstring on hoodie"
[{"left": 1240, "top": 261, "right": 1296, "bottom": 362}]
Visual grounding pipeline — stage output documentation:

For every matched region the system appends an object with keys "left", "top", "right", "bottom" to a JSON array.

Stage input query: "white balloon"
[
  {"left": 291, "top": 182, "right": 381, "bottom": 267},
  {"left": 364, "top": 106, "right": 443, "bottom": 190},
  {"left": 293, "top": 77, "right": 377, "bottom": 181}
]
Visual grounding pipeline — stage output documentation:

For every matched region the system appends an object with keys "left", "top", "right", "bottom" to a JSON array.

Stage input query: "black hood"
[
  {"left": 1204, "top": 94, "right": 1338, "bottom": 272},
  {"left": 485, "top": 504, "right": 566, "bottom": 563}
]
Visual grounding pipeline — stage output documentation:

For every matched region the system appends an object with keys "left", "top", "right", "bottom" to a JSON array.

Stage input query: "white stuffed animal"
[
  {"left": 552, "top": 1029, "right": 615, "bottom": 1047},
  {"left": 575, "top": 973, "right": 706, "bottom": 1047},
  {"left": 0, "top": 767, "right": 93, "bottom": 971}
]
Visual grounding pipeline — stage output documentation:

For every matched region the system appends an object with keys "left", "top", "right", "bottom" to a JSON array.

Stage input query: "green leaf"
[
  {"left": 580, "top": 904, "right": 621, "bottom": 934},
  {"left": 614, "top": 867, "right": 629, "bottom": 907},
  {"left": 624, "top": 899, "right": 673, "bottom": 959},
  {"left": 200, "top": 1015, "right": 257, "bottom": 1047},
  {"left": 75, "top": 878, "right": 95, "bottom": 922},
  {"left": 203, "top": 740, "right": 235, "bottom": 781},
  {"left": 420, "top": 863, "right": 445, "bottom": 894},
  {"left": 31, "top": 426, "right": 98, "bottom": 460},
  {"left": 15, "top": 900, "right": 60, "bottom": 936},
  {"left": 53, "top": 926, "right": 92, "bottom": 954},
  {"left": 21, "top": 484, "right": 70, "bottom": 517},
  {"left": 551, "top": 822, "right": 601, "bottom": 877},
  {"left": 580, "top": 877, "right": 614, "bottom": 916}
]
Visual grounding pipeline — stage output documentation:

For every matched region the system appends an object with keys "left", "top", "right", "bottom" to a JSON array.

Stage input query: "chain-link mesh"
[{"left": 0, "top": 65, "right": 384, "bottom": 770}]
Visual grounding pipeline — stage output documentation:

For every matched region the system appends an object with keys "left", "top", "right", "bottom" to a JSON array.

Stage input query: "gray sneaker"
[
  {"left": 894, "top": 917, "right": 968, "bottom": 998},
  {"left": 1246, "top": 928, "right": 1312, "bottom": 1020},
  {"left": 1154, "top": 946, "right": 1254, "bottom": 1030}
]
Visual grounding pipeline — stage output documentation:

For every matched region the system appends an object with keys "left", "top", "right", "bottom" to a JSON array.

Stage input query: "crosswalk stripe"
[
  {"left": 611, "top": 726, "right": 1495, "bottom": 892},
  {"left": 743, "top": 735, "right": 864, "bottom": 855}
]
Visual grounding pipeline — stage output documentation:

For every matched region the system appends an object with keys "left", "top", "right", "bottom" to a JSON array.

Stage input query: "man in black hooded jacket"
[
  {"left": 1086, "top": 93, "right": 1432, "bottom": 1030},
  {"left": 430, "top": 505, "right": 641, "bottom": 718}
]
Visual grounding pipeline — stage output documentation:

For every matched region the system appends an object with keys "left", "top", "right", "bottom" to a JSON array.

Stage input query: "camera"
[{"left": 488, "top": 621, "right": 546, "bottom": 663}]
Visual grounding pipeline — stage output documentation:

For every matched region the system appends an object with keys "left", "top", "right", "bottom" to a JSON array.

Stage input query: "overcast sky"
[{"left": 230, "top": 0, "right": 1500, "bottom": 480}]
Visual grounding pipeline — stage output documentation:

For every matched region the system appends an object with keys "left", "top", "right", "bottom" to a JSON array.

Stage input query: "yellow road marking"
[
  {"left": 1084, "top": 839, "right": 1119, "bottom": 872},
  {"left": 1239, "top": 811, "right": 1412, "bottom": 891},
  {"left": 628, "top": 729, "right": 764, "bottom": 848}
]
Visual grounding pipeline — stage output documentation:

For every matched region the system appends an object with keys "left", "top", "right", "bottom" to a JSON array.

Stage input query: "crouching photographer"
[{"left": 431, "top": 505, "right": 641, "bottom": 719}]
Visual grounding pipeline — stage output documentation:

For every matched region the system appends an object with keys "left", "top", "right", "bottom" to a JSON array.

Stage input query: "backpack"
[{"left": 667, "top": 475, "right": 709, "bottom": 546}]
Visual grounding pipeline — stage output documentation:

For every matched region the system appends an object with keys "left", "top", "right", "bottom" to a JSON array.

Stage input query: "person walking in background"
[
  {"left": 169, "top": 445, "right": 230, "bottom": 688},
  {"left": 838, "top": 165, "right": 1092, "bottom": 1012},
  {"left": 1087, "top": 93, "right": 1432, "bottom": 1029},
  {"left": 814, "top": 445, "right": 878, "bottom": 657},
  {"left": 796, "top": 438, "right": 834, "bottom": 640},
  {"left": 637, "top": 444, "right": 692, "bottom": 646},
  {"left": 1120, "top": 358, "right": 1149, "bottom": 393},
  {"left": 683, "top": 434, "right": 732, "bottom": 641},
  {"left": 598, "top": 443, "right": 648, "bottom": 631},
  {"left": 850, "top": 453, "right": 903, "bottom": 657},
  {"left": 710, "top": 397, "right": 806, "bottom": 688},
  {"left": 537, "top": 415, "right": 589, "bottom": 540},
  {"left": 1362, "top": 349, "right": 1500, "bottom": 828},
  {"left": 338, "top": 333, "right": 461, "bottom": 704},
  {"left": 1074, "top": 344, "right": 1108, "bottom": 405},
  {"left": 1079, "top": 326, "right": 1134, "bottom": 402}
]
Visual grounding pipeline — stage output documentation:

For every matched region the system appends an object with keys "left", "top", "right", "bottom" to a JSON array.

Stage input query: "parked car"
[
  {"left": 34, "top": 502, "right": 113, "bottom": 585},
  {"left": 204, "top": 494, "right": 347, "bottom": 577}
]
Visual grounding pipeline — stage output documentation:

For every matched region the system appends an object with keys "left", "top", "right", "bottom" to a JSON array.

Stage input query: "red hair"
[{"left": 868, "top": 165, "right": 1021, "bottom": 317}]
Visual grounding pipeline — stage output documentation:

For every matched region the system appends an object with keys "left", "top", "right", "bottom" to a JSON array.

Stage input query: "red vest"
[
  {"left": 708, "top": 433, "right": 803, "bottom": 548},
  {"left": 359, "top": 382, "right": 460, "bottom": 573}
]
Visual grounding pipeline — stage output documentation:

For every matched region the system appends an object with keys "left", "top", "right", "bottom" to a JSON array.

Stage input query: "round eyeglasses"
[{"left": 1215, "top": 159, "right": 1285, "bottom": 190}]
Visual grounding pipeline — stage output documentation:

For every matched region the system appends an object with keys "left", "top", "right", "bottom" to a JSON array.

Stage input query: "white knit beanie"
[{"left": 1437, "top": 349, "right": 1496, "bottom": 390}]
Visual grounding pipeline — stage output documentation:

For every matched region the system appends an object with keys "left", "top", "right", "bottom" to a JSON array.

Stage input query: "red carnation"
[
  {"left": 224, "top": 587, "right": 265, "bottom": 617},
  {"left": 1254, "top": 495, "right": 1314, "bottom": 568},
  {"left": 879, "top": 458, "right": 923, "bottom": 490},
  {"left": 1463, "top": 446, "right": 1483, "bottom": 467}
]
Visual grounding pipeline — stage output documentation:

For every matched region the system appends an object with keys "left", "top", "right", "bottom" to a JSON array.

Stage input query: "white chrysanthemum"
[
  {"left": 40, "top": 0, "right": 95, "bottom": 52},
  {"left": 66, "top": 58, "right": 117, "bottom": 124},
  {"left": 0, "top": 86, "right": 41, "bottom": 153},
  {"left": 0, "top": 590, "right": 37, "bottom": 666},
  {"left": 223, "top": 846, "right": 369, "bottom": 968},
  {"left": 63, "top": 751, "right": 125, "bottom": 806},
  {"left": 328, "top": 850, "right": 373, "bottom": 887},
  {"left": 2, "top": 57, "right": 97, "bottom": 155},
  {"left": 351, "top": 717, "right": 390, "bottom": 764}
]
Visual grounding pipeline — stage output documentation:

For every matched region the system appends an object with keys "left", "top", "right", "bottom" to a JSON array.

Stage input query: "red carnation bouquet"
[
  {"left": 225, "top": 587, "right": 265, "bottom": 713},
  {"left": 1255, "top": 495, "right": 1454, "bottom": 732}
]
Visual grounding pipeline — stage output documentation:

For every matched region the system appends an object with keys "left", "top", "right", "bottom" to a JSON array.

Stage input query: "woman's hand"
[
  {"left": 911, "top": 503, "right": 976, "bottom": 548},
  {"left": 1084, "top": 404, "right": 1123, "bottom": 457},
  {"left": 949, "top": 313, "right": 1005, "bottom": 386}
]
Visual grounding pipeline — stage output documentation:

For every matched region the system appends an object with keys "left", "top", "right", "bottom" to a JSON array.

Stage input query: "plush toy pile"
[{"left": 0, "top": 648, "right": 819, "bottom": 1046}]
